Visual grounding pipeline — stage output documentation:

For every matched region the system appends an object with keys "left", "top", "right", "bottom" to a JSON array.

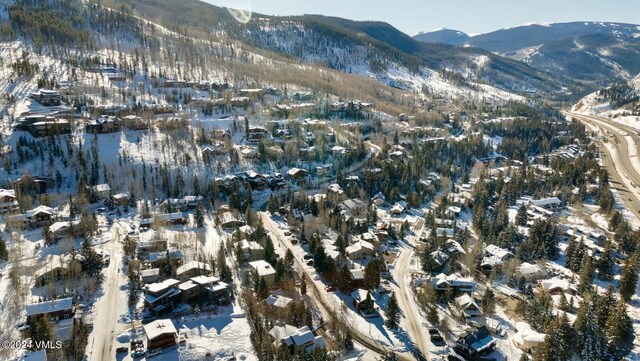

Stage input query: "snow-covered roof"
[
  {"left": 249, "top": 260, "right": 276, "bottom": 277},
  {"left": 144, "top": 319, "right": 177, "bottom": 341},
  {"left": 26, "top": 297, "right": 73, "bottom": 317},
  {"left": 264, "top": 290, "right": 294, "bottom": 308},
  {"left": 146, "top": 279, "right": 180, "bottom": 294},
  {"left": 176, "top": 261, "right": 211, "bottom": 276},
  {"left": 530, "top": 197, "right": 562, "bottom": 207}
]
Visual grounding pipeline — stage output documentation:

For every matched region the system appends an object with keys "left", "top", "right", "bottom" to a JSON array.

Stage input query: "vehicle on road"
[
  {"left": 428, "top": 327, "right": 444, "bottom": 345},
  {"left": 325, "top": 285, "right": 335, "bottom": 292}
]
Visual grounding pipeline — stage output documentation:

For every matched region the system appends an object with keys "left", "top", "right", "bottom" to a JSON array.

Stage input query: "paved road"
[
  {"left": 88, "top": 223, "right": 124, "bottom": 361},
  {"left": 394, "top": 248, "right": 429, "bottom": 361},
  {"left": 259, "top": 212, "right": 414, "bottom": 361},
  {"left": 565, "top": 112, "right": 640, "bottom": 219}
]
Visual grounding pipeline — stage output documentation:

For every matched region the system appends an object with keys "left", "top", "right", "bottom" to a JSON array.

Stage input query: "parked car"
[
  {"left": 325, "top": 285, "right": 335, "bottom": 292},
  {"left": 148, "top": 348, "right": 162, "bottom": 357},
  {"left": 284, "top": 230, "right": 291, "bottom": 236},
  {"left": 428, "top": 327, "right": 444, "bottom": 345},
  {"left": 303, "top": 254, "right": 313, "bottom": 260},
  {"left": 116, "top": 346, "right": 128, "bottom": 353},
  {"left": 131, "top": 349, "right": 146, "bottom": 358},
  {"left": 306, "top": 259, "right": 314, "bottom": 266}
]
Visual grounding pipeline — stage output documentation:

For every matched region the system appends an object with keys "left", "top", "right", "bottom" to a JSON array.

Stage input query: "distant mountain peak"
[{"left": 413, "top": 27, "right": 469, "bottom": 46}]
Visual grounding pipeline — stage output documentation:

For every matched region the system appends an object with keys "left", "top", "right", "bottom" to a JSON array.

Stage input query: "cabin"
[
  {"left": 49, "top": 220, "right": 80, "bottom": 241},
  {"left": 144, "top": 319, "right": 177, "bottom": 350},
  {"left": 140, "top": 268, "right": 160, "bottom": 284},
  {"left": 451, "top": 294, "right": 483, "bottom": 323},
  {"left": 263, "top": 289, "right": 294, "bottom": 310},
  {"left": 239, "top": 239, "right": 265, "bottom": 261},
  {"left": 246, "top": 126, "right": 268, "bottom": 143},
  {"left": 89, "top": 183, "right": 111, "bottom": 200},
  {"left": 287, "top": 168, "right": 308, "bottom": 180},
  {"left": 512, "top": 322, "right": 546, "bottom": 352}
]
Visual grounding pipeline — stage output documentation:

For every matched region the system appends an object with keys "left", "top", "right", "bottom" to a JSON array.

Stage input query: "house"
[
  {"left": 287, "top": 168, "right": 308, "bottom": 180},
  {"left": 517, "top": 262, "right": 548, "bottom": 282},
  {"left": 451, "top": 294, "right": 483, "bottom": 323},
  {"left": 25, "top": 205, "right": 55, "bottom": 227},
  {"left": 49, "top": 220, "right": 80, "bottom": 241},
  {"left": 153, "top": 212, "right": 187, "bottom": 226},
  {"left": 144, "top": 319, "right": 177, "bottom": 350},
  {"left": 345, "top": 241, "right": 375, "bottom": 261},
  {"left": 263, "top": 289, "right": 294, "bottom": 309},
  {"left": 249, "top": 260, "right": 277, "bottom": 286},
  {"left": 112, "top": 193, "right": 130, "bottom": 206},
  {"left": 34, "top": 257, "right": 69, "bottom": 286},
  {"left": 350, "top": 268, "right": 365, "bottom": 288},
  {"left": 219, "top": 212, "right": 246, "bottom": 229},
  {"left": 24, "top": 119, "right": 71, "bottom": 137},
  {"left": 239, "top": 239, "right": 265, "bottom": 261},
  {"left": 144, "top": 279, "right": 181, "bottom": 315},
  {"left": 268, "top": 324, "right": 326, "bottom": 355},
  {"left": 246, "top": 126, "right": 268, "bottom": 143},
  {"left": 512, "top": 322, "right": 546, "bottom": 352},
  {"left": 480, "top": 244, "right": 514, "bottom": 274},
  {"left": 14, "top": 175, "right": 53, "bottom": 194},
  {"left": 371, "top": 192, "right": 385, "bottom": 207},
  {"left": 337, "top": 199, "right": 366, "bottom": 221},
  {"left": 31, "top": 89, "right": 61, "bottom": 106},
  {"left": 390, "top": 201, "right": 407, "bottom": 215},
  {"left": 326, "top": 183, "right": 344, "bottom": 195},
  {"left": 89, "top": 184, "right": 111, "bottom": 200},
  {"left": 85, "top": 116, "right": 120, "bottom": 133},
  {"left": 120, "top": 115, "right": 148, "bottom": 130},
  {"left": 0, "top": 189, "right": 19, "bottom": 213},
  {"left": 140, "top": 268, "right": 160, "bottom": 284},
  {"left": 537, "top": 277, "right": 577, "bottom": 295},
  {"left": 146, "top": 250, "right": 184, "bottom": 268},
  {"left": 191, "top": 275, "right": 230, "bottom": 305},
  {"left": 16, "top": 350, "right": 48, "bottom": 361},
  {"left": 315, "top": 164, "right": 333, "bottom": 177},
  {"left": 529, "top": 197, "right": 563, "bottom": 212},
  {"left": 431, "top": 273, "right": 476, "bottom": 293},
  {"left": 454, "top": 326, "right": 496, "bottom": 357},
  {"left": 350, "top": 289, "right": 376, "bottom": 317},
  {"left": 137, "top": 239, "right": 167, "bottom": 256},
  {"left": 26, "top": 297, "right": 74, "bottom": 323},
  {"left": 176, "top": 261, "right": 211, "bottom": 281}
]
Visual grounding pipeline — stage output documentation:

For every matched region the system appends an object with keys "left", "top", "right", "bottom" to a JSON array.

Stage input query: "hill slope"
[{"left": 414, "top": 28, "right": 470, "bottom": 47}]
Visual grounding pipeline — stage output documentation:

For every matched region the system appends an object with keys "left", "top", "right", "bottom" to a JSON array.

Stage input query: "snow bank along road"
[
  {"left": 566, "top": 111, "right": 640, "bottom": 221},
  {"left": 258, "top": 212, "right": 414, "bottom": 361}
]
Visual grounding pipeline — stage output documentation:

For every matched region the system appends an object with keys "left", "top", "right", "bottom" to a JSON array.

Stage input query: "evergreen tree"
[
  {"left": 606, "top": 298, "right": 632, "bottom": 351},
  {"left": 578, "top": 256, "right": 596, "bottom": 294},
  {"left": 194, "top": 206, "right": 204, "bottom": 228},
  {"left": 516, "top": 203, "right": 528, "bottom": 226},
  {"left": 384, "top": 292, "right": 400, "bottom": 329},
  {"left": 535, "top": 313, "right": 574, "bottom": 361},
  {"left": 597, "top": 242, "right": 616, "bottom": 281},
  {"left": 619, "top": 252, "right": 639, "bottom": 302},
  {"left": 0, "top": 236, "right": 8, "bottom": 261},
  {"left": 29, "top": 314, "right": 54, "bottom": 344},
  {"left": 300, "top": 277, "right": 307, "bottom": 295},
  {"left": 575, "top": 300, "right": 608, "bottom": 361},
  {"left": 481, "top": 288, "right": 496, "bottom": 316},
  {"left": 80, "top": 239, "right": 103, "bottom": 277}
]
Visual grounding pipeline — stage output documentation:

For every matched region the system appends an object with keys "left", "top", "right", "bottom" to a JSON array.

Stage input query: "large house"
[
  {"left": 144, "top": 319, "right": 177, "bottom": 350},
  {"left": 431, "top": 273, "right": 476, "bottom": 293},
  {"left": 176, "top": 261, "right": 212, "bottom": 281},
  {"left": 31, "top": 89, "right": 61, "bottom": 106},
  {"left": 345, "top": 240, "right": 375, "bottom": 261},
  {"left": 143, "top": 279, "right": 182, "bottom": 315},
  {"left": 268, "top": 324, "right": 326, "bottom": 355},
  {"left": 454, "top": 326, "right": 496, "bottom": 357}
]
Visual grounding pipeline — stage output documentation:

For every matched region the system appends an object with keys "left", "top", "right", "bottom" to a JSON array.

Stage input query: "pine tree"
[
  {"left": 575, "top": 300, "right": 607, "bottom": 361},
  {"left": 384, "top": 292, "right": 400, "bottom": 329},
  {"left": 597, "top": 242, "right": 616, "bottom": 281},
  {"left": 578, "top": 256, "right": 596, "bottom": 294},
  {"left": 516, "top": 203, "right": 528, "bottom": 226},
  {"left": 605, "top": 298, "right": 632, "bottom": 351},
  {"left": 29, "top": 314, "right": 54, "bottom": 344},
  {"left": 481, "top": 288, "right": 496, "bottom": 316},
  {"left": 300, "top": 277, "right": 307, "bottom": 295},
  {"left": 0, "top": 236, "right": 8, "bottom": 261},
  {"left": 535, "top": 313, "right": 574, "bottom": 361},
  {"left": 619, "top": 252, "right": 639, "bottom": 302},
  {"left": 194, "top": 206, "right": 204, "bottom": 228}
]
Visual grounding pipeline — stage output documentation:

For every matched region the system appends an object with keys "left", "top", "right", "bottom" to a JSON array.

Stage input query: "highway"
[{"left": 565, "top": 111, "right": 640, "bottom": 219}]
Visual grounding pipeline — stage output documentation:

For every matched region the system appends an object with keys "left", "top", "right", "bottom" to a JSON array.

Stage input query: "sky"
[{"left": 201, "top": 0, "right": 640, "bottom": 36}]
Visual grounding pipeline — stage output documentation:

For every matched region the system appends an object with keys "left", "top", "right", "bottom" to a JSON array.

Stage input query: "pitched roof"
[
  {"left": 143, "top": 319, "right": 177, "bottom": 341},
  {"left": 26, "top": 297, "right": 73, "bottom": 317}
]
